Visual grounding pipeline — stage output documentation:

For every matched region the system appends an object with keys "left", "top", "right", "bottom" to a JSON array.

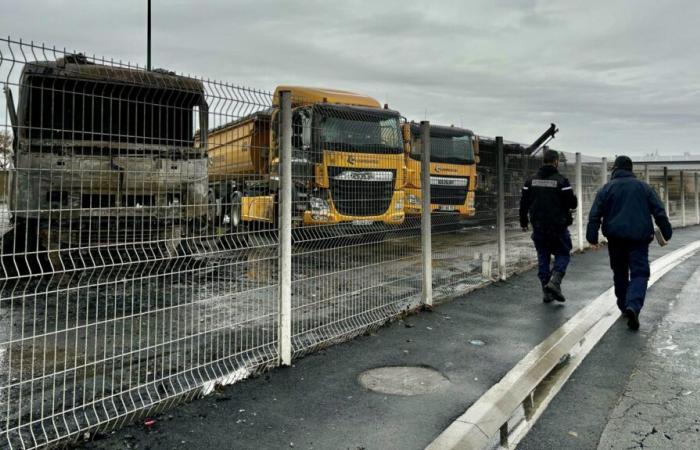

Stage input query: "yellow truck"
[
  {"left": 402, "top": 122, "right": 478, "bottom": 218},
  {"left": 207, "top": 86, "right": 406, "bottom": 236}
]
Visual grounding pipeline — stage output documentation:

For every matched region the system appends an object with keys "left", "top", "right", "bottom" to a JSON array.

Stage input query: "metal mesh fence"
[
  {"left": 0, "top": 39, "right": 278, "bottom": 448},
  {"left": 285, "top": 92, "right": 422, "bottom": 356},
  {"left": 427, "top": 126, "right": 493, "bottom": 300},
  {"left": 0, "top": 37, "right": 698, "bottom": 449},
  {"left": 666, "top": 169, "right": 682, "bottom": 227}
]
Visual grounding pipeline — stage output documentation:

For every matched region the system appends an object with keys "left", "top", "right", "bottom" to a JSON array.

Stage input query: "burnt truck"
[{"left": 2, "top": 55, "right": 209, "bottom": 274}]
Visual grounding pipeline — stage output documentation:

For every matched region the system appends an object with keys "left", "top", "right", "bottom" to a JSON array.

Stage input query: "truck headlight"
[
  {"left": 309, "top": 197, "right": 330, "bottom": 219},
  {"left": 467, "top": 195, "right": 475, "bottom": 209},
  {"left": 408, "top": 194, "right": 419, "bottom": 205},
  {"left": 395, "top": 199, "right": 403, "bottom": 211}
]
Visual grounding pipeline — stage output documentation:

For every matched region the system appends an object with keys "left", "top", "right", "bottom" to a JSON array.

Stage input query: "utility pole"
[{"left": 147, "top": 0, "right": 152, "bottom": 70}]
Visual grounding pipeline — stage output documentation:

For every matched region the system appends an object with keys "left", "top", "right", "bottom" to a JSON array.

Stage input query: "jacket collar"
[
  {"left": 537, "top": 165, "right": 559, "bottom": 177},
  {"left": 611, "top": 169, "right": 636, "bottom": 180}
]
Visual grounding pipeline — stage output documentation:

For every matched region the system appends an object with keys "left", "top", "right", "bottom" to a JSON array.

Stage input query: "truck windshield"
[
  {"left": 20, "top": 63, "right": 205, "bottom": 155},
  {"left": 315, "top": 106, "right": 403, "bottom": 154},
  {"left": 432, "top": 136, "right": 475, "bottom": 164},
  {"left": 412, "top": 134, "right": 475, "bottom": 165}
]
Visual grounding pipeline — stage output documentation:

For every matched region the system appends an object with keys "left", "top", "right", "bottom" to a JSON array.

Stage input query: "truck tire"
[
  {"left": 229, "top": 191, "right": 242, "bottom": 229},
  {"left": 220, "top": 191, "right": 248, "bottom": 250}
]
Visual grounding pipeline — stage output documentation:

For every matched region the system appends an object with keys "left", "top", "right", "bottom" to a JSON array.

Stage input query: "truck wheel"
[
  {"left": 230, "top": 191, "right": 242, "bottom": 228},
  {"left": 220, "top": 191, "right": 248, "bottom": 250}
]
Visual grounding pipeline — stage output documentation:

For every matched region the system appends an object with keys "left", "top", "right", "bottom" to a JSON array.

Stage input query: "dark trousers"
[
  {"left": 531, "top": 228, "right": 572, "bottom": 286},
  {"left": 607, "top": 239, "right": 650, "bottom": 314}
]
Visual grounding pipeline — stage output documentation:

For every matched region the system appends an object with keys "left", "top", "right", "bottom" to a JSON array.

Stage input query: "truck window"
[
  {"left": 412, "top": 134, "right": 475, "bottom": 164},
  {"left": 315, "top": 106, "right": 402, "bottom": 154}
]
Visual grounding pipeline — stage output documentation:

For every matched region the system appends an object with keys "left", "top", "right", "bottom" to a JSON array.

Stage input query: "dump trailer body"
[{"left": 207, "top": 110, "right": 272, "bottom": 183}]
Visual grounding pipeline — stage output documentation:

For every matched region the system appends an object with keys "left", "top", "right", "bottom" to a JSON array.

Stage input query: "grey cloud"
[{"left": 1, "top": 0, "right": 699, "bottom": 155}]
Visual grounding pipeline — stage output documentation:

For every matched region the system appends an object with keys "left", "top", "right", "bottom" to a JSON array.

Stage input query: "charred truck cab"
[
  {"left": 207, "top": 86, "right": 405, "bottom": 235},
  {"left": 402, "top": 123, "right": 478, "bottom": 217},
  {"left": 3, "top": 55, "right": 209, "bottom": 273}
]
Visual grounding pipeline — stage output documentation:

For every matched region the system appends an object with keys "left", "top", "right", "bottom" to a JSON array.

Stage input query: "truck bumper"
[
  {"left": 302, "top": 190, "right": 405, "bottom": 226},
  {"left": 403, "top": 188, "right": 475, "bottom": 218}
]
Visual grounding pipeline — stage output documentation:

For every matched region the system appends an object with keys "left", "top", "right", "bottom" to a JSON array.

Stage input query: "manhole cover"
[{"left": 358, "top": 366, "right": 449, "bottom": 396}]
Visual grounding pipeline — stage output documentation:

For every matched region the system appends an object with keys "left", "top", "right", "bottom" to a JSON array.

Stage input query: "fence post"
[
  {"left": 420, "top": 121, "right": 433, "bottom": 306},
  {"left": 644, "top": 164, "right": 650, "bottom": 184},
  {"left": 680, "top": 171, "right": 686, "bottom": 227},
  {"left": 601, "top": 157, "right": 607, "bottom": 186},
  {"left": 496, "top": 136, "right": 506, "bottom": 281},
  {"left": 575, "top": 153, "right": 584, "bottom": 251},
  {"left": 277, "top": 90, "right": 292, "bottom": 366},
  {"left": 695, "top": 172, "right": 699, "bottom": 225},
  {"left": 663, "top": 166, "right": 669, "bottom": 210}
]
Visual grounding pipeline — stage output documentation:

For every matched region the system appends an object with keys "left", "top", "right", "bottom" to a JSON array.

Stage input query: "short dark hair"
[
  {"left": 543, "top": 149, "right": 559, "bottom": 165},
  {"left": 613, "top": 155, "right": 633, "bottom": 171}
]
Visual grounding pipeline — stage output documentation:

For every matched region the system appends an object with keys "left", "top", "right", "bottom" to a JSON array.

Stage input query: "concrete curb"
[{"left": 426, "top": 241, "right": 700, "bottom": 450}]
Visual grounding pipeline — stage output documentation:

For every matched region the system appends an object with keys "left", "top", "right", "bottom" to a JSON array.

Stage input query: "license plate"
[
  {"left": 351, "top": 220, "right": 374, "bottom": 226},
  {"left": 439, "top": 205, "right": 456, "bottom": 211}
]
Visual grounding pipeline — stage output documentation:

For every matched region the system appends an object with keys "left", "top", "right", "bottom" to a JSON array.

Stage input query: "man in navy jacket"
[{"left": 586, "top": 156, "right": 672, "bottom": 330}]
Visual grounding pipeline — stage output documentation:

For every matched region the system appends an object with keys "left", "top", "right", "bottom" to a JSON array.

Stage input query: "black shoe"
[
  {"left": 542, "top": 288, "right": 554, "bottom": 303},
  {"left": 625, "top": 307, "right": 640, "bottom": 331},
  {"left": 545, "top": 271, "right": 566, "bottom": 302}
]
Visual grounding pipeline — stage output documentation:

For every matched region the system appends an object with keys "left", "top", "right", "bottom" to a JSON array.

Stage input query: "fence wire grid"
[{"left": 0, "top": 37, "right": 698, "bottom": 449}]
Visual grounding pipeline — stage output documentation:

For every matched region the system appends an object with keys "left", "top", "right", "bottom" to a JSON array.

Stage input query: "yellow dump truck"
[
  {"left": 207, "top": 86, "right": 406, "bottom": 234},
  {"left": 402, "top": 122, "right": 477, "bottom": 217}
]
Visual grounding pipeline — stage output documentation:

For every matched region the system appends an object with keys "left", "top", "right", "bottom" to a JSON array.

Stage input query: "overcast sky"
[{"left": 1, "top": 0, "right": 699, "bottom": 156}]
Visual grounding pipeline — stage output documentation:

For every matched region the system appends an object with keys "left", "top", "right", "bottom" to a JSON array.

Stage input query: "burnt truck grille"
[
  {"left": 430, "top": 176, "right": 470, "bottom": 205},
  {"left": 328, "top": 167, "right": 395, "bottom": 217}
]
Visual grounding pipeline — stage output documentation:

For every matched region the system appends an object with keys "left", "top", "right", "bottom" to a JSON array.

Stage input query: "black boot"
[
  {"left": 625, "top": 307, "right": 640, "bottom": 331},
  {"left": 545, "top": 271, "right": 566, "bottom": 302},
  {"left": 542, "top": 286, "right": 554, "bottom": 303}
]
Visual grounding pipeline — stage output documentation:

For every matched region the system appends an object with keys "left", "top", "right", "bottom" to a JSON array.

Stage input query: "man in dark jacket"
[
  {"left": 586, "top": 155, "right": 672, "bottom": 331},
  {"left": 520, "top": 150, "right": 578, "bottom": 303}
]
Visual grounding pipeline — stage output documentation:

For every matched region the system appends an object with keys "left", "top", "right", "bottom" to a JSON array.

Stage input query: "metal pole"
[
  {"left": 663, "top": 166, "right": 669, "bottom": 210},
  {"left": 695, "top": 172, "right": 699, "bottom": 225},
  {"left": 420, "top": 121, "right": 433, "bottom": 306},
  {"left": 680, "top": 171, "right": 686, "bottom": 227},
  {"left": 147, "top": 0, "right": 152, "bottom": 71},
  {"left": 644, "top": 164, "right": 650, "bottom": 184},
  {"left": 496, "top": 136, "right": 506, "bottom": 280},
  {"left": 575, "top": 153, "right": 584, "bottom": 251},
  {"left": 601, "top": 157, "right": 607, "bottom": 186},
  {"left": 277, "top": 91, "right": 292, "bottom": 366}
]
